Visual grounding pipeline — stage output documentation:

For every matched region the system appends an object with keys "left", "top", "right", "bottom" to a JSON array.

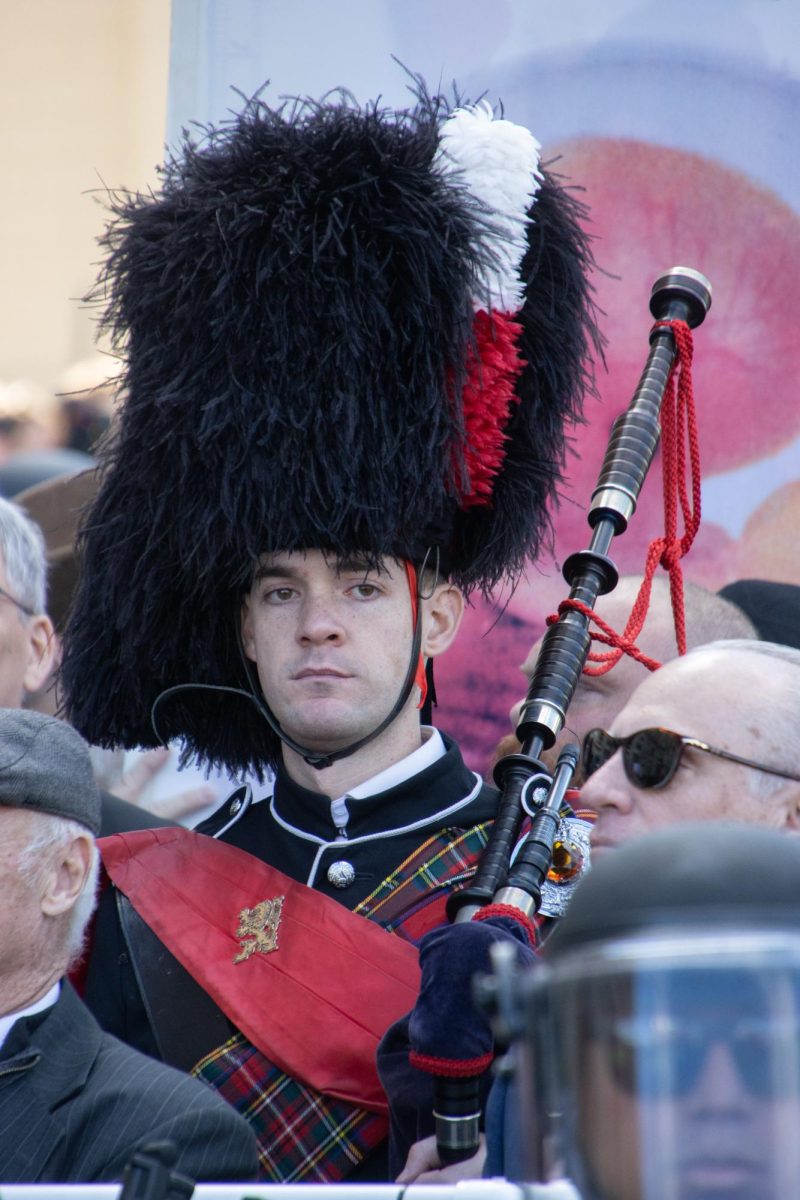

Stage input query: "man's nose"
[
  {"left": 297, "top": 594, "right": 344, "bottom": 643},
  {"left": 580, "top": 749, "right": 635, "bottom": 813},
  {"left": 685, "top": 1042, "right": 753, "bottom": 1114}
]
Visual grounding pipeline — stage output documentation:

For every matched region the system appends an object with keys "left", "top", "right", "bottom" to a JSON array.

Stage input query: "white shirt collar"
[
  {"left": 0, "top": 981, "right": 60, "bottom": 1052},
  {"left": 342, "top": 726, "right": 446, "bottom": 802}
]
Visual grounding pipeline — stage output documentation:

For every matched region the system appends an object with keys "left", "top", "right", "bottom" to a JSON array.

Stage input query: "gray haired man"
[
  {"left": 0, "top": 494, "right": 55, "bottom": 708},
  {"left": 0, "top": 709, "right": 258, "bottom": 1184}
]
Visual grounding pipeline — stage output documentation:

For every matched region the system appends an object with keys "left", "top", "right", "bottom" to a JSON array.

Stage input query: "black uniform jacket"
[{"left": 85, "top": 734, "right": 496, "bottom": 1058}]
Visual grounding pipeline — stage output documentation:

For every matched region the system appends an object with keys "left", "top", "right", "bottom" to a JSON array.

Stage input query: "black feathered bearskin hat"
[{"left": 61, "top": 83, "right": 600, "bottom": 774}]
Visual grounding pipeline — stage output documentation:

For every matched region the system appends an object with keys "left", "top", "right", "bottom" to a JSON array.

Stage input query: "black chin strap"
[
  {"left": 420, "top": 658, "right": 437, "bottom": 725},
  {"left": 151, "top": 590, "right": 425, "bottom": 771},
  {"left": 236, "top": 603, "right": 424, "bottom": 769}
]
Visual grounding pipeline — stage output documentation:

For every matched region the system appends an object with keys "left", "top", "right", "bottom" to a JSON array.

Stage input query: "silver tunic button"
[
  {"left": 327, "top": 860, "right": 356, "bottom": 888},
  {"left": 229, "top": 797, "right": 242, "bottom": 815}
]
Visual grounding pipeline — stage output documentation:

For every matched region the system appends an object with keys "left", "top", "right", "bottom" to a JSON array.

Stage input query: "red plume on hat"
[
  {"left": 61, "top": 82, "right": 600, "bottom": 773},
  {"left": 434, "top": 100, "right": 542, "bottom": 509}
]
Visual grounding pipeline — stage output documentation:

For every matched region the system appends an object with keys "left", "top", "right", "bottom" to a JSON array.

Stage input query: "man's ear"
[
  {"left": 23, "top": 614, "right": 57, "bottom": 694},
  {"left": 240, "top": 595, "right": 257, "bottom": 662},
  {"left": 40, "top": 833, "right": 94, "bottom": 919},
  {"left": 421, "top": 583, "right": 464, "bottom": 660}
]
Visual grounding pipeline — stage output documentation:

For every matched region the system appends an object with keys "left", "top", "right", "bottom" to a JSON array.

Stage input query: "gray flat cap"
[{"left": 0, "top": 710, "right": 100, "bottom": 835}]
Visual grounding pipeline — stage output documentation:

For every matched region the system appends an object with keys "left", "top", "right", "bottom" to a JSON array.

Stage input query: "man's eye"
[
  {"left": 264, "top": 587, "right": 295, "bottom": 603},
  {"left": 351, "top": 583, "right": 380, "bottom": 599}
]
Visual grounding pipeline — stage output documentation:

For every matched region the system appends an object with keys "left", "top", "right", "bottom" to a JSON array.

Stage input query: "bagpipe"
[{"left": 391, "top": 266, "right": 713, "bottom": 1167}]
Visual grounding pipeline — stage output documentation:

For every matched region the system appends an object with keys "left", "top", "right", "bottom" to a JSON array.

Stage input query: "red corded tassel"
[
  {"left": 546, "top": 319, "right": 701, "bottom": 673},
  {"left": 458, "top": 310, "right": 524, "bottom": 509}
]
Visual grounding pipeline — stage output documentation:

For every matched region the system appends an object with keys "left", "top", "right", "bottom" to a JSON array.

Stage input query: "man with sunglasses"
[
  {"left": 482, "top": 635, "right": 800, "bottom": 1186},
  {"left": 580, "top": 639, "right": 800, "bottom": 856}
]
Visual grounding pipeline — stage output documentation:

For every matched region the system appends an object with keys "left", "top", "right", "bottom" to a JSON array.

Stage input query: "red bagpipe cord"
[{"left": 550, "top": 319, "right": 701, "bottom": 673}]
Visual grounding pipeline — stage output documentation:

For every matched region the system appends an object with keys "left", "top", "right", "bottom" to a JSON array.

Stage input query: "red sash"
[{"left": 100, "top": 826, "right": 421, "bottom": 1114}]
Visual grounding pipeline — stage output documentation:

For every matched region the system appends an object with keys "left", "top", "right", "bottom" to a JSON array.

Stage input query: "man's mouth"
[
  {"left": 292, "top": 667, "right": 352, "bottom": 680},
  {"left": 679, "top": 1154, "right": 762, "bottom": 1191},
  {"left": 587, "top": 837, "right": 616, "bottom": 855}
]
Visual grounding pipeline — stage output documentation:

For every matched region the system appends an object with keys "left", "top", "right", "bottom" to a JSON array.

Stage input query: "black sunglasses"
[
  {"left": 582, "top": 726, "right": 800, "bottom": 791},
  {"left": 608, "top": 1017, "right": 794, "bottom": 1099}
]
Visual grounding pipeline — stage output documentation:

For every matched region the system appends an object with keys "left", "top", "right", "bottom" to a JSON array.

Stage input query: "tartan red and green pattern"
[
  {"left": 192, "top": 822, "right": 490, "bottom": 1182},
  {"left": 355, "top": 822, "right": 492, "bottom": 940},
  {"left": 194, "top": 1033, "right": 388, "bottom": 1182}
]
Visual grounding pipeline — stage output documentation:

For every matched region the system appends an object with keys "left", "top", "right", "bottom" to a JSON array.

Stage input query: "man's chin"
[
  {"left": 587, "top": 840, "right": 616, "bottom": 859},
  {"left": 279, "top": 711, "right": 366, "bottom": 757}
]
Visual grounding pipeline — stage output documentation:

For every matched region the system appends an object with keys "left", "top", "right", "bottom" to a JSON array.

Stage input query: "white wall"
[{"left": 0, "top": 0, "right": 171, "bottom": 389}]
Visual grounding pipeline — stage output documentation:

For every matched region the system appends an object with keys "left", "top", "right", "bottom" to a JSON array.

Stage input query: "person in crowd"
[
  {"left": 0, "top": 709, "right": 258, "bottom": 1184},
  {"left": 493, "top": 574, "right": 757, "bottom": 783},
  {"left": 0, "top": 495, "right": 56, "bottom": 709},
  {"left": 13, "top": 472, "right": 234, "bottom": 825},
  {"left": 580, "top": 638, "right": 800, "bottom": 854},
  {"left": 516, "top": 821, "right": 800, "bottom": 1199},
  {"left": 481, "top": 635, "right": 800, "bottom": 1188},
  {"left": 718, "top": 576, "right": 800, "bottom": 647},
  {"left": 56, "top": 352, "right": 119, "bottom": 453},
  {"left": 0, "top": 447, "right": 96, "bottom": 499},
  {"left": 59, "top": 84, "right": 600, "bottom": 1181},
  {"left": 0, "top": 379, "right": 61, "bottom": 465},
  {"left": 0, "top": 493, "right": 180, "bottom": 834}
]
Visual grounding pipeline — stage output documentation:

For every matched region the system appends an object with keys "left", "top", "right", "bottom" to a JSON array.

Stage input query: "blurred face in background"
[
  {"left": 501, "top": 585, "right": 679, "bottom": 785},
  {"left": 577, "top": 969, "right": 800, "bottom": 1200},
  {"left": 0, "top": 548, "right": 54, "bottom": 708}
]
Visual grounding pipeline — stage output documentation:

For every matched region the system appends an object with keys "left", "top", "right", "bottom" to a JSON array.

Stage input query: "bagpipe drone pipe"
[{"left": 376, "top": 266, "right": 713, "bottom": 1170}]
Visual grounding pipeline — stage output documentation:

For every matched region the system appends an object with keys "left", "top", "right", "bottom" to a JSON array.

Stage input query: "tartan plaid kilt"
[{"left": 192, "top": 821, "right": 490, "bottom": 1182}]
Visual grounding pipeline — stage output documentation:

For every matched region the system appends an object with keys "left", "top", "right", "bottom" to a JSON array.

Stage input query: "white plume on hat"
[{"left": 434, "top": 101, "right": 542, "bottom": 312}]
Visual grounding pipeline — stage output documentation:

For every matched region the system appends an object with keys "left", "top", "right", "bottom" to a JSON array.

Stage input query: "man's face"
[
  {"left": 0, "top": 808, "right": 50, "bottom": 983},
  {"left": 0, "top": 550, "right": 42, "bottom": 707},
  {"left": 240, "top": 550, "right": 422, "bottom": 756},
  {"left": 581, "top": 650, "right": 797, "bottom": 857},
  {"left": 578, "top": 971, "right": 799, "bottom": 1200},
  {"left": 580, "top": 1013, "right": 790, "bottom": 1200}
]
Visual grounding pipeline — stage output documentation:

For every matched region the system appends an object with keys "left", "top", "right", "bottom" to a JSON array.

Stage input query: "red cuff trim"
[
  {"left": 409, "top": 1050, "right": 495, "bottom": 1078},
  {"left": 473, "top": 903, "right": 539, "bottom": 948}
]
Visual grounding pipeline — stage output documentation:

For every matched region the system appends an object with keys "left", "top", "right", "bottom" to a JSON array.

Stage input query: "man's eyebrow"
[
  {"left": 334, "top": 554, "right": 388, "bottom": 576},
  {"left": 252, "top": 562, "right": 302, "bottom": 583},
  {"left": 251, "top": 555, "right": 390, "bottom": 583}
]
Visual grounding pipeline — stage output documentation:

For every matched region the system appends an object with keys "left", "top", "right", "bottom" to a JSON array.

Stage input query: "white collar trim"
[
  {"left": 0, "top": 981, "right": 60, "bottom": 1052},
  {"left": 341, "top": 726, "right": 446, "bottom": 802}
]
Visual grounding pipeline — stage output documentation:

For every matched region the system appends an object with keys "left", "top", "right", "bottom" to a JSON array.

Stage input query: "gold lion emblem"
[{"left": 233, "top": 896, "right": 285, "bottom": 963}]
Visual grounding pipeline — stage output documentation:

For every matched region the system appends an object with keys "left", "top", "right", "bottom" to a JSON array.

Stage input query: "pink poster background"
[{"left": 438, "top": 36, "right": 800, "bottom": 773}]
